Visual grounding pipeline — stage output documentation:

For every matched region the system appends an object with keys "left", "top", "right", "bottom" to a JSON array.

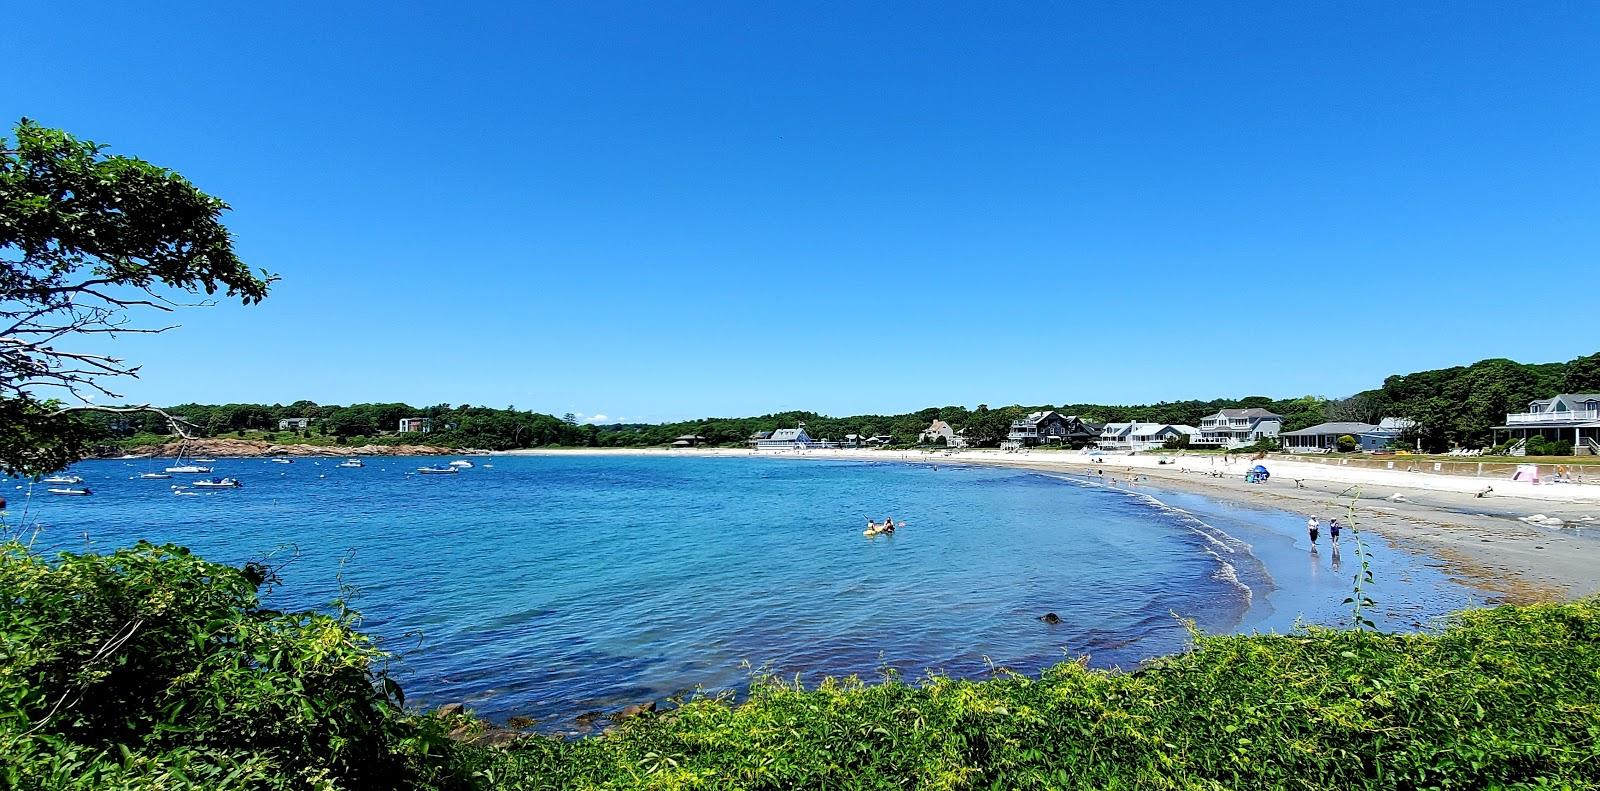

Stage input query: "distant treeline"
[{"left": 83, "top": 352, "right": 1600, "bottom": 452}]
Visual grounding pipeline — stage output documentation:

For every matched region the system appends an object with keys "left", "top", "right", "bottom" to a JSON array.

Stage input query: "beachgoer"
[
  {"left": 1329, "top": 518, "right": 1341, "bottom": 544},
  {"left": 1307, "top": 516, "right": 1320, "bottom": 546}
]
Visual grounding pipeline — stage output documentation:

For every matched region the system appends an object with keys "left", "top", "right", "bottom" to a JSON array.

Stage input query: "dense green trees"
[
  {"left": 86, "top": 350, "right": 1599, "bottom": 454},
  {"left": 0, "top": 119, "right": 272, "bottom": 475}
]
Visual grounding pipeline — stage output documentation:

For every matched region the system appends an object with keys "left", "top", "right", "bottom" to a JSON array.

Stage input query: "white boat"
[
  {"left": 416, "top": 465, "right": 459, "bottom": 475},
  {"left": 42, "top": 475, "right": 83, "bottom": 484},
  {"left": 336, "top": 459, "right": 365, "bottom": 468},
  {"left": 270, "top": 457, "right": 294, "bottom": 464},
  {"left": 448, "top": 460, "right": 474, "bottom": 468},
  {"left": 48, "top": 487, "right": 92, "bottom": 496},
  {"left": 193, "top": 458, "right": 216, "bottom": 463},
  {"left": 192, "top": 477, "right": 243, "bottom": 489},
  {"left": 138, "top": 472, "right": 173, "bottom": 479},
  {"left": 165, "top": 465, "right": 213, "bottom": 474}
]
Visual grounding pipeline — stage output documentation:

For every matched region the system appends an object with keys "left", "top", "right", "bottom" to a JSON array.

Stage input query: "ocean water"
[{"left": 3, "top": 455, "right": 1483, "bottom": 727}]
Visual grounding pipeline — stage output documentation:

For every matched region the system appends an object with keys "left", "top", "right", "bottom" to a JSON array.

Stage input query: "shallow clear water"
[{"left": 4, "top": 455, "right": 1483, "bottom": 727}]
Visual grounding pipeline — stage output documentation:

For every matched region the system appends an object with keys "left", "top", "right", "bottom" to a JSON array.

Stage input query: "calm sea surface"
[{"left": 4, "top": 454, "right": 1483, "bottom": 727}]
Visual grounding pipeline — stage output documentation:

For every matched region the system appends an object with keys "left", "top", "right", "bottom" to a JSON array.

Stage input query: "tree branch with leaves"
[{"left": 1, "top": 118, "right": 273, "bottom": 475}]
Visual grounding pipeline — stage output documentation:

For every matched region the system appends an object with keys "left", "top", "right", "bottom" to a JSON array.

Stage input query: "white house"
[
  {"left": 278, "top": 417, "right": 313, "bottom": 431},
  {"left": 1493, "top": 394, "right": 1600, "bottom": 455},
  {"left": 1193, "top": 408, "right": 1283, "bottom": 449},
  {"left": 1099, "top": 422, "right": 1199, "bottom": 451},
  {"left": 397, "top": 417, "right": 432, "bottom": 433},
  {"left": 755, "top": 427, "right": 813, "bottom": 450},
  {"left": 918, "top": 419, "right": 967, "bottom": 447}
]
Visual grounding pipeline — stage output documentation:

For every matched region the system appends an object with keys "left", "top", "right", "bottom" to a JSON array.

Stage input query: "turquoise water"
[{"left": 5, "top": 455, "right": 1482, "bottom": 728}]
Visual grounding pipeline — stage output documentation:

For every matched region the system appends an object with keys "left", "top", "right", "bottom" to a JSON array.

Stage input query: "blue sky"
[{"left": 6, "top": 3, "right": 1597, "bottom": 422}]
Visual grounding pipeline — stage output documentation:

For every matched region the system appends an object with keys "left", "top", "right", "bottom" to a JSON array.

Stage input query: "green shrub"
[
  {"left": 0, "top": 540, "right": 462, "bottom": 789},
  {"left": 3, "top": 539, "right": 1599, "bottom": 789},
  {"left": 1336, "top": 434, "right": 1359, "bottom": 452}
]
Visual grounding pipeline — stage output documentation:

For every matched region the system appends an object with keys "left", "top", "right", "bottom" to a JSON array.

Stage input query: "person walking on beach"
[
  {"left": 1307, "top": 516, "right": 1320, "bottom": 546},
  {"left": 1328, "top": 518, "right": 1341, "bottom": 545}
]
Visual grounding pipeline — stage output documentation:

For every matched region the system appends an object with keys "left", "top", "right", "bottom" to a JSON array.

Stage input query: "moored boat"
[
  {"left": 42, "top": 475, "right": 83, "bottom": 484},
  {"left": 47, "top": 487, "right": 92, "bottom": 496},
  {"left": 165, "top": 464, "right": 213, "bottom": 474},
  {"left": 192, "top": 477, "right": 243, "bottom": 489},
  {"left": 271, "top": 457, "right": 294, "bottom": 464},
  {"left": 416, "top": 465, "right": 459, "bottom": 475},
  {"left": 448, "top": 460, "right": 474, "bottom": 468},
  {"left": 138, "top": 472, "right": 173, "bottom": 479},
  {"left": 337, "top": 459, "right": 365, "bottom": 468}
]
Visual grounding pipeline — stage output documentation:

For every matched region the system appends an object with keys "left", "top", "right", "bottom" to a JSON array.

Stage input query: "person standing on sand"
[
  {"left": 1329, "top": 518, "right": 1342, "bottom": 544},
  {"left": 1307, "top": 516, "right": 1320, "bottom": 546}
]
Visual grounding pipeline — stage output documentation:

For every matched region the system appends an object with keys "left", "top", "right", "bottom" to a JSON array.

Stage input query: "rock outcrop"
[{"left": 106, "top": 438, "right": 486, "bottom": 459}]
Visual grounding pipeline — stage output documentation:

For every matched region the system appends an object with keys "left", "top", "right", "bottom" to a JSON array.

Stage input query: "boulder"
[
  {"left": 436, "top": 702, "right": 465, "bottom": 718},
  {"left": 612, "top": 701, "right": 657, "bottom": 722}
]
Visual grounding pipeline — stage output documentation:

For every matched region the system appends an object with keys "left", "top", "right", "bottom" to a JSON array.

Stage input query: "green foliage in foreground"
[{"left": 3, "top": 540, "right": 1599, "bottom": 789}]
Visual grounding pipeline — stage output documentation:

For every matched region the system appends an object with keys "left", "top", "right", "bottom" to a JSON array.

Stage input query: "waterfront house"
[
  {"left": 756, "top": 427, "right": 813, "bottom": 450},
  {"left": 1099, "top": 422, "right": 1199, "bottom": 451},
  {"left": 397, "top": 417, "right": 432, "bottom": 433},
  {"left": 842, "top": 433, "right": 863, "bottom": 448},
  {"left": 865, "top": 434, "right": 895, "bottom": 447},
  {"left": 1492, "top": 394, "right": 1600, "bottom": 455},
  {"left": 671, "top": 434, "right": 706, "bottom": 448},
  {"left": 748, "top": 430, "right": 774, "bottom": 448},
  {"left": 1280, "top": 421, "right": 1376, "bottom": 451},
  {"left": 1359, "top": 417, "right": 1417, "bottom": 451},
  {"left": 278, "top": 417, "right": 313, "bottom": 431},
  {"left": 1006, "top": 411, "right": 1102, "bottom": 448},
  {"left": 918, "top": 419, "right": 968, "bottom": 447},
  {"left": 1193, "top": 408, "right": 1284, "bottom": 449}
]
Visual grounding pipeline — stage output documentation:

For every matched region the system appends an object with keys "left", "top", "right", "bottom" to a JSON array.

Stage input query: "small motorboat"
[
  {"left": 270, "top": 457, "right": 294, "bottom": 464},
  {"left": 48, "top": 487, "right": 92, "bottom": 496},
  {"left": 337, "top": 459, "right": 365, "bottom": 468},
  {"left": 448, "top": 460, "right": 474, "bottom": 468},
  {"left": 42, "top": 475, "right": 83, "bottom": 484},
  {"left": 192, "top": 477, "right": 243, "bottom": 489},
  {"left": 139, "top": 472, "right": 173, "bottom": 479},
  {"left": 416, "top": 465, "right": 459, "bottom": 475},
  {"left": 193, "top": 458, "right": 217, "bottom": 463},
  {"left": 165, "top": 465, "right": 213, "bottom": 474}
]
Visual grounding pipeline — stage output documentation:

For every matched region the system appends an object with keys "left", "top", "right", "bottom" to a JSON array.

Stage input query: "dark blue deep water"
[{"left": 3, "top": 454, "right": 1482, "bottom": 727}]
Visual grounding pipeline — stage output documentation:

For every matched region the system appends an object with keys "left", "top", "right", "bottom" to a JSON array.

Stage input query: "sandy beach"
[{"left": 507, "top": 447, "right": 1600, "bottom": 604}]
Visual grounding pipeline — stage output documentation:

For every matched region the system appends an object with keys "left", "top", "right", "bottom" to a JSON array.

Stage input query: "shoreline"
[{"left": 506, "top": 447, "right": 1600, "bottom": 604}]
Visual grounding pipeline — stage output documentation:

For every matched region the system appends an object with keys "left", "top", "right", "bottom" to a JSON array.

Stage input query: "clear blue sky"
[{"left": 6, "top": 3, "right": 1597, "bottom": 422}]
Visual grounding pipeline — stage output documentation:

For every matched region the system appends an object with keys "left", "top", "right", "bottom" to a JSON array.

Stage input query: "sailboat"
[{"left": 165, "top": 443, "right": 213, "bottom": 474}]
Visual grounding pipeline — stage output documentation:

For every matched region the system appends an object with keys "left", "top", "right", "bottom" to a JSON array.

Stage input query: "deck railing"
[{"left": 1505, "top": 409, "right": 1600, "bottom": 425}]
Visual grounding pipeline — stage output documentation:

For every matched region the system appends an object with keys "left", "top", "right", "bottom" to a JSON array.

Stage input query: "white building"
[
  {"left": 1493, "top": 394, "right": 1600, "bottom": 455},
  {"left": 278, "top": 417, "right": 313, "bottom": 431},
  {"left": 755, "top": 427, "right": 812, "bottom": 450},
  {"left": 397, "top": 417, "right": 432, "bottom": 433},
  {"left": 918, "top": 419, "right": 967, "bottom": 447},
  {"left": 1192, "top": 408, "right": 1283, "bottom": 449},
  {"left": 1099, "top": 422, "right": 1199, "bottom": 451}
]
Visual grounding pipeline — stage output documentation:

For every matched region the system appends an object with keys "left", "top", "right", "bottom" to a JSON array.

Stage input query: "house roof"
[
  {"left": 1535, "top": 394, "right": 1600, "bottom": 407},
  {"left": 1212, "top": 407, "right": 1284, "bottom": 419},
  {"left": 769, "top": 428, "right": 808, "bottom": 441},
  {"left": 674, "top": 434, "right": 704, "bottom": 441},
  {"left": 923, "top": 419, "right": 953, "bottom": 433},
  {"left": 1281, "top": 421, "right": 1378, "bottom": 436},
  {"left": 1375, "top": 417, "right": 1415, "bottom": 431},
  {"left": 750, "top": 431, "right": 774, "bottom": 440}
]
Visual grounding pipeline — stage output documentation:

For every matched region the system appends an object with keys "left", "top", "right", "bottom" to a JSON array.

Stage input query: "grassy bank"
[{"left": 2, "top": 540, "right": 1597, "bottom": 789}]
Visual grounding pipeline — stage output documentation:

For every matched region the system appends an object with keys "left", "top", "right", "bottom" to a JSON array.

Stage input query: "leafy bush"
[
  {"left": 1162, "top": 433, "right": 1191, "bottom": 449},
  {"left": 3, "top": 539, "right": 1599, "bottom": 789},
  {"left": 1336, "top": 434, "right": 1358, "bottom": 452},
  {"left": 0, "top": 540, "right": 461, "bottom": 790},
  {"left": 1526, "top": 435, "right": 1574, "bottom": 456}
]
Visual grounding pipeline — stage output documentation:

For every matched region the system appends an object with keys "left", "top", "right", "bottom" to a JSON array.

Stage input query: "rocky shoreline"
[{"left": 105, "top": 438, "right": 487, "bottom": 459}]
